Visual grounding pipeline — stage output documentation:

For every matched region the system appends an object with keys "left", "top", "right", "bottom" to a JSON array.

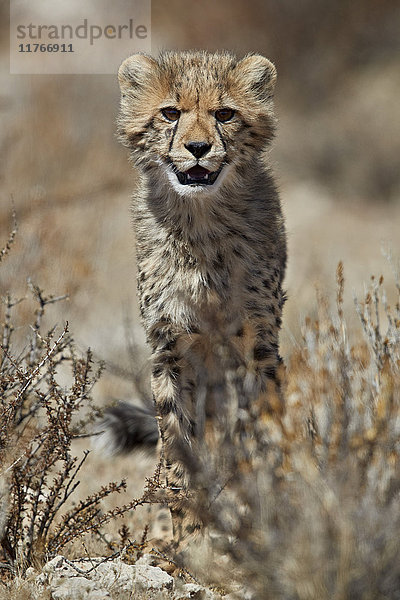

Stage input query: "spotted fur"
[{"left": 117, "top": 50, "right": 287, "bottom": 550}]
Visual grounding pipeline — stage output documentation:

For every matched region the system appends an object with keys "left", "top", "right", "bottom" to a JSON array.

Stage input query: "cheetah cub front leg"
[{"left": 117, "top": 50, "right": 287, "bottom": 561}]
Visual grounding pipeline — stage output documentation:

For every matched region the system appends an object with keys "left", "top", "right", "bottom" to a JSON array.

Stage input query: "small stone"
[
  {"left": 135, "top": 564, "right": 174, "bottom": 592},
  {"left": 174, "top": 582, "right": 208, "bottom": 599},
  {"left": 25, "top": 567, "right": 37, "bottom": 578},
  {"left": 51, "top": 576, "right": 111, "bottom": 600},
  {"left": 42, "top": 555, "right": 67, "bottom": 574},
  {"left": 95, "top": 560, "right": 136, "bottom": 599},
  {"left": 35, "top": 572, "right": 47, "bottom": 586}
]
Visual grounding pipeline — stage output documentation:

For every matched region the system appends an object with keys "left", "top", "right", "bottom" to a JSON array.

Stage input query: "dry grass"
[{"left": 0, "top": 274, "right": 143, "bottom": 577}]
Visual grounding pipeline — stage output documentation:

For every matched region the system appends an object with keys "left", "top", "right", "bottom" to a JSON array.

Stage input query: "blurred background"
[{"left": 1, "top": 0, "right": 400, "bottom": 400}]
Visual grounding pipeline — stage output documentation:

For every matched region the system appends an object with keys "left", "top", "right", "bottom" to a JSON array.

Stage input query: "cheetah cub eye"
[
  {"left": 215, "top": 108, "right": 235, "bottom": 123},
  {"left": 161, "top": 107, "right": 181, "bottom": 122}
]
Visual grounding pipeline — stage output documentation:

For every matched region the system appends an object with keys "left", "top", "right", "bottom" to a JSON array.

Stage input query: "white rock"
[
  {"left": 134, "top": 564, "right": 174, "bottom": 592},
  {"left": 37, "top": 555, "right": 183, "bottom": 600},
  {"left": 174, "top": 582, "right": 209, "bottom": 599},
  {"left": 38, "top": 556, "right": 135, "bottom": 600},
  {"left": 42, "top": 555, "right": 69, "bottom": 574},
  {"left": 95, "top": 560, "right": 136, "bottom": 599},
  {"left": 25, "top": 566, "right": 38, "bottom": 578},
  {"left": 51, "top": 576, "right": 111, "bottom": 600}
]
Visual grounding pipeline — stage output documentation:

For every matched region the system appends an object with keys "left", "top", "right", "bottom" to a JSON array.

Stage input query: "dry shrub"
[
  {"left": 0, "top": 229, "right": 145, "bottom": 581},
  {"left": 148, "top": 261, "right": 400, "bottom": 599}
]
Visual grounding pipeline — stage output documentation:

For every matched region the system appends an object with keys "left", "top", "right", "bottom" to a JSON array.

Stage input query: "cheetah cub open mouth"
[{"left": 176, "top": 165, "right": 222, "bottom": 186}]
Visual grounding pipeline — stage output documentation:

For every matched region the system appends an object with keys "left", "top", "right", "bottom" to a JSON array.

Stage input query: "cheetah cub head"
[{"left": 118, "top": 51, "right": 277, "bottom": 197}]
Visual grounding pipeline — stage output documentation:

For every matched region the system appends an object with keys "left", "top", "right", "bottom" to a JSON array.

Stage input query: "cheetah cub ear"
[
  {"left": 118, "top": 53, "right": 157, "bottom": 94},
  {"left": 235, "top": 54, "right": 277, "bottom": 102}
]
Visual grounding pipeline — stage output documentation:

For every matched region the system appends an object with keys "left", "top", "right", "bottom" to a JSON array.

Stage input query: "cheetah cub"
[{"left": 116, "top": 50, "right": 286, "bottom": 548}]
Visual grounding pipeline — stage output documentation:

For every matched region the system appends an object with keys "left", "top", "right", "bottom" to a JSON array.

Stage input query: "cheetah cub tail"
[{"left": 93, "top": 402, "right": 159, "bottom": 455}]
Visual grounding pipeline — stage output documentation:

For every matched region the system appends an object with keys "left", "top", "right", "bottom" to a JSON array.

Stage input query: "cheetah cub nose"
[{"left": 184, "top": 142, "right": 212, "bottom": 159}]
